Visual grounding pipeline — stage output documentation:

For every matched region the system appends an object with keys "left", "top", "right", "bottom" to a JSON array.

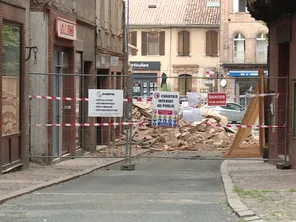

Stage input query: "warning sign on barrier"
[
  {"left": 152, "top": 91, "right": 179, "bottom": 128},
  {"left": 88, "top": 89, "right": 123, "bottom": 117},
  {"left": 207, "top": 92, "right": 227, "bottom": 106}
]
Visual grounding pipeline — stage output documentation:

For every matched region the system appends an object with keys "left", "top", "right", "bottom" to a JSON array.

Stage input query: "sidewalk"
[
  {"left": 223, "top": 160, "right": 296, "bottom": 222},
  {"left": 0, "top": 148, "right": 147, "bottom": 204}
]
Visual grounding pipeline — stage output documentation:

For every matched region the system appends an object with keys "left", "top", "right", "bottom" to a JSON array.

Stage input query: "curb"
[
  {"left": 0, "top": 151, "right": 147, "bottom": 205},
  {"left": 221, "top": 160, "right": 266, "bottom": 222}
]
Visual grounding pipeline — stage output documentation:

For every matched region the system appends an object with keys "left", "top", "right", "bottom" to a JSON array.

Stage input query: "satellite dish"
[{"left": 220, "top": 79, "right": 227, "bottom": 88}]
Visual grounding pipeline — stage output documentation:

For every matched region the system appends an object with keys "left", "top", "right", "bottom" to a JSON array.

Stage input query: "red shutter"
[
  {"left": 130, "top": 31, "right": 137, "bottom": 56},
  {"left": 206, "top": 31, "right": 212, "bottom": 56},
  {"left": 141, "top": 32, "right": 147, "bottom": 56},
  {"left": 159, "top": 31, "right": 165, "bottom": 56},
  {"left": 211, "top": 31, "right": 218, "bottom": 56}
]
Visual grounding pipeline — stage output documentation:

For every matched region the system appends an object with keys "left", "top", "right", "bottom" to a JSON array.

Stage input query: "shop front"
[
  {"left": 130, "top": 61, "right": 161, "bottom": 98},
  {"left": 48, "top": 13, "right": 76, "bottom": 161},
  {"left": 0, "top": 2, "right": 29, "bottom": 172},
  {"left": 229, "top": 70, "right": 268, "bottom": 107}
]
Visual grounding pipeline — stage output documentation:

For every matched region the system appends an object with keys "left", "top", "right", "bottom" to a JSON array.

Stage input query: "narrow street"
[{"left": 0, "top": 152, "right": 238, "bottom": 222}]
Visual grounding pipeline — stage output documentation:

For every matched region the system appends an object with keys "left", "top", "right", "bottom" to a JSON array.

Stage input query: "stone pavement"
[
  {"left": 0, "top": 148, "right": 146, "bottom": 204},
  {"left": 223, "top": 160, "right": 296, "bottom": 222}
]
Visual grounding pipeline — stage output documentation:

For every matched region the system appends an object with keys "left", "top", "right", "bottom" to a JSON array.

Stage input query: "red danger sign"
[{"left": 207, "top": 93, "right": 227, "bottom": 106}]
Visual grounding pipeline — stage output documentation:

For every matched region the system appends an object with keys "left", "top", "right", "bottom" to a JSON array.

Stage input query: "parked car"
[{"left": 205, "top": 102, "right": 246, "bottom": 123}]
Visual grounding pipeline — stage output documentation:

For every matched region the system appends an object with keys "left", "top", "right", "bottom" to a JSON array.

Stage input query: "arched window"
[
  {"left": 256, "top": 33, "right": 267, "bottom": 63},
  {"left": 233, "top": 33, "right": 245, "bottom": 63},
  {"left": 205, "top": 30, "right": 218, "bottom": 56},
  {"left": 178, "top": 31, "right": 190, "bottom": 56}
]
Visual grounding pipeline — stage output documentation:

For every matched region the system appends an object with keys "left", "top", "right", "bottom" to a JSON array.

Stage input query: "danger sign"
[{"left": 207, "top": 93, "right": 227, "bottom": 106}]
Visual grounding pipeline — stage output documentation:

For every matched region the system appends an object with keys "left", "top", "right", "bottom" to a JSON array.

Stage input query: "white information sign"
[
  {"left": 88, "top": 89, "right": 123, "bottom": 117},
  {"left": 152, "top": 91, "right": 179, "bottom": 127},
  {"left": 187, "top": 92, "right": 199, "bottom": 107},
  {"left": 183, "top": 108, "right": 202, "bottom": 122}
]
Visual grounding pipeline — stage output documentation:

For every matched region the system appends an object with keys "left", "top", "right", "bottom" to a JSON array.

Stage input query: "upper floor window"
[
  {"left": 129, "top": 31, "right": 137, "bottom": 56},
  {"left": 256, "top": 33, "right": 267, "bottom": 63},
  {"left": 233, "top": 0, "right": 247, "bottom": 12},
  {"left": 178, "top": 31, "right": 190, "bottom": 56},
  {"left": 205, "top": 30, "right": 218, "bottom": 57},
  {"left": 233, "top": 33, "right": 245, "bottom": 63},
  {"left": 148, "top": 33, "right": 159, "bottom": 55},
  {"left": 141, "top": 31, "right": 165, "bottom": 56}
]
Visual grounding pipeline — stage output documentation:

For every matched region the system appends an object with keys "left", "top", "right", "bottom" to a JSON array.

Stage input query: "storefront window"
[{"left": 2, "top": 23, "right": 21, "bottom": 135}]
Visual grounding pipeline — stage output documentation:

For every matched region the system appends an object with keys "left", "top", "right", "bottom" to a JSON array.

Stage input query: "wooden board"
[{"left": 225, "top": 72, "right": 261, "bottom": 158}]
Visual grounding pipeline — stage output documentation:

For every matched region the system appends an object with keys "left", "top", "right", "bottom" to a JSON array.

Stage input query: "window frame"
[
  {"left": 256, "top": 32, "right": 267, "bottom": 63},
  {"left": 147, "top": 32, "right": 159, "bottom": 55},
  {"left": 233, "top": 0, "right": 247, "bottom": 12},
  {"left": 2, "top": 21, "right": 22, "bottom": 136},
  {"left": 233, "top": 33, "right": 245, "bottom": 63}
]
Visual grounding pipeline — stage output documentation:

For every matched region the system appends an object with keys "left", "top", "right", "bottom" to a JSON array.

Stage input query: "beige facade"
[
  {"left": 219, "top": 0, "right": 268, "bottom": 105},
  {"left": 129, "top": 0, "right": 221, "bottom": 97},
  {"left": 129, "top": 27, "right": 220, "bottom": 95}
]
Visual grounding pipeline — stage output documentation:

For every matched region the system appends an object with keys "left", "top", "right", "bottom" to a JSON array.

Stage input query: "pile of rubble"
[{"left": 131, "top": 102, "right": 258, "bottom": 154}]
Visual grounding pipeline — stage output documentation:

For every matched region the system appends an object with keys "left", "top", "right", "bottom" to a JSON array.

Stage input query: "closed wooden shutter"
[
  {"left": 159, "top": 31, "right": 165, "bottom": 56},
  {"left": 206, "top": 31, "right": 212, "bottom": 56},
  {"left": 130, "top": 31, "right": 137, "bottom": 55},
  {"left": 183, "top": 31, "right": 190, "bottom": 56},
  {"left": 211, "top": 31, "right": 218, "bottom": 56},
  {"left": 141, "top": 31, "right": 147, "bottom": 56},
  {"left": 178, "top": 31, "right": 183, "bottom": 56}
]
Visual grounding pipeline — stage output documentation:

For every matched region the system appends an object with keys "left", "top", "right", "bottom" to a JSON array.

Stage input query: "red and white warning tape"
[
  {"left": 1, "top": 93, "right": 280, "bottom": 102},
  {"left": 193, "top": 123, "right": 286, "bottom": 129},
  {"left": 30, "top": 122, "right": 144, "bottom": 127},
  {"left": 2, "top": 122, "right": 285, "bottom": 129},
  {"left": 2, "top": 122, "right": 143, "bottom": 127},
  {"left": 30, "top": 95, "right": 89, "bottom": 101}
]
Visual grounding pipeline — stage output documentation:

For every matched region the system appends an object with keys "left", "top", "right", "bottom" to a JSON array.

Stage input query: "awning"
[{"left": 229, "top": 70, "right": 268, "bottom": 77}]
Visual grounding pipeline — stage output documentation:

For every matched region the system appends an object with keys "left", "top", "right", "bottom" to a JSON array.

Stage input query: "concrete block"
[
  {"left": 237, "top": 210, "right": 256, "bottom": 218},
  {"left": 121, "top": 163, "right": 135, "bottom": 171},
  {"left": 276, "top": 162, "right": 291, "bottom": 170}
]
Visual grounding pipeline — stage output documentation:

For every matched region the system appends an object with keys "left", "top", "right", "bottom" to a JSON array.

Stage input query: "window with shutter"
[
  {"left": 129, "top": 31, "right": 137, "bottom": 56},
  {"left": 206, "top": 31, "right": 218, "bottom": 57},
  {"left": 178, "top": 31, "right": 190, "bottom": 56},
  {"left": 141, "top": 31, "right": 148, "bottom": 56}
]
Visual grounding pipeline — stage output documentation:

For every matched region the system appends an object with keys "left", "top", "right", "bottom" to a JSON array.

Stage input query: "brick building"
[
  {"left": 0, "top": 0, "right": 30, "bottom": 173},
  {"left": 247, "top": 0, "right": 296, "bottom": 168},
  {"left": 95, "top": 0, "right": 125, "bottom": 147},
  {"left": 220, "top": 0, "right": 268, "bottom": 107},
  {"left": 29, "top": 0, "right": 125, "bottom": 164}
]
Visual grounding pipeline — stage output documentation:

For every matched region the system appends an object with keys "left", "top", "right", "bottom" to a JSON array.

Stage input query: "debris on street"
[{"left": 130, "top": 102, "right": 259, "bottom": 154}]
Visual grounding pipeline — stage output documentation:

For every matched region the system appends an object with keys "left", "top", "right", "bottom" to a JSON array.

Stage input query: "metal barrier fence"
[{"left": 2, "top": 73, "right": 288, "bottom": 163}]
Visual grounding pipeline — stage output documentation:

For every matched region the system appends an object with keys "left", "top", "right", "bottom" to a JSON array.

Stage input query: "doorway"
[
  {"left": 178, "top": 74, "right": 192, "bottom": 96},
  {"left": 96, "top": 69, "right": 109, "bottom": 145},
  {"left": 52, "top": 49, "right": 72, "bottom": 157}
]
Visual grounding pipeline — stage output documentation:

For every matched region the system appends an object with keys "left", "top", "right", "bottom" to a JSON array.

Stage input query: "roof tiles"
[{"left": 129, "top": 0, "right": 220, "bottom": 27}]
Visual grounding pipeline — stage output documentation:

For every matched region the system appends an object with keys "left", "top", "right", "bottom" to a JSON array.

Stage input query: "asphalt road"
[{"left": 0, "top": 152, "right": 238, "bottom": 222}]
